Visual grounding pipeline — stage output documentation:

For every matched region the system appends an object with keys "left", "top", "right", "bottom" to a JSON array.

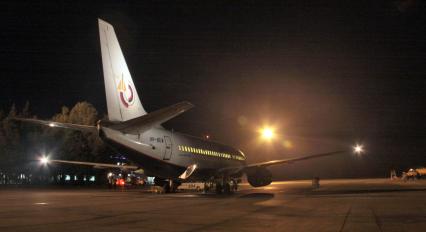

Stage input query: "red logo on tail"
[{"left": 117, "top": 76, "right": 135, "bottom": 108}]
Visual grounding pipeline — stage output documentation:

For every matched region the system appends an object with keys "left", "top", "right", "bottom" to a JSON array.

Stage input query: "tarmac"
[{"left": 0, "top": 178, "right": 425, "bottom": 232}]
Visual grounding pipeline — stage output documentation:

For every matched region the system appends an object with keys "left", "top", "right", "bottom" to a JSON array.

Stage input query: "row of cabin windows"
[{"left": 178, "top": 145, "right": 245, "bottom": 160}]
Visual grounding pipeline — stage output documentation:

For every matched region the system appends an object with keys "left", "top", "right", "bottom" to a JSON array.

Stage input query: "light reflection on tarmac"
[{"left": 0, "top": 178, "right": 426, "bottom": 232}]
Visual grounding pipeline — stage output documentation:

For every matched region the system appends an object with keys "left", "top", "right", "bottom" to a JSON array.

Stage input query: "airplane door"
[{"left": 163, "top": 136, "right": 172, "bottom": 160}]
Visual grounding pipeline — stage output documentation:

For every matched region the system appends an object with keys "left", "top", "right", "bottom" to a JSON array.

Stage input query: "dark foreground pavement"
[{"left": 1, "top": 179, "right": 426, "bottom": 232}]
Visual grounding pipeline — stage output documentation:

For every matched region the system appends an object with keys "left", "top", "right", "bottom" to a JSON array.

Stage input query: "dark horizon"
[{"left": 1, "top": 0, "right": 426, "bottom": 179}]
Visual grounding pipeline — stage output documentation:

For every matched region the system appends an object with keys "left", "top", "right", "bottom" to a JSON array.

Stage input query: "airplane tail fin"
[{"left": 98, "top": 18, "right": 147, "bottom": 122}]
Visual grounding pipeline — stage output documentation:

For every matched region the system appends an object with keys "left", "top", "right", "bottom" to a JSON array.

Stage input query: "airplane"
[{"left": 15, "top": 19, "right": 350, "bottom": 194}]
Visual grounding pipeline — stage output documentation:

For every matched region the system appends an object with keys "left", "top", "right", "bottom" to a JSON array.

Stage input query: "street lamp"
[
  {"left": 259, "top": 126, "right": 275, "bottom": 141},
  {"left": 40, "top": 156, "right": 49, "bottom": 165},
  {"left": 353, "top": 144, "right": 364, "bottom": 155}
]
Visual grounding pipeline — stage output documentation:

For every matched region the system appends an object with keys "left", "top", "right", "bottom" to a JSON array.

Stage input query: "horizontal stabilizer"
[
  {"left": 109, "top": 101, "right": 194, "bottom": 134},
  {"left": 12, "top": 118, "right": 97, "bottom": 133}
]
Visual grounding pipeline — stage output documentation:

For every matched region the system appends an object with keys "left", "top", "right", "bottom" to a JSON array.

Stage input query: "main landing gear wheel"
[
  {"left": 162, "top": 182, "right": 171, "bottom": 193},
  {"left": 163, "top": 180, "right": 179, "bottom": 193},
  {"left": 154, "top": 178, "right": 179, "bottom": 193}
]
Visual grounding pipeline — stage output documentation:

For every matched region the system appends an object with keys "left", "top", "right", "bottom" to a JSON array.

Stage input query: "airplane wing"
[
  {"left": 219, "top": 150, "right": 347, "bottom": 175},
  {"left": 12, "top": 118, "right": 97, "bottom": 133},
  {"left": 109, "top": 101, "right": 194, "bottom": 134},
  {"left": 47, "top": 159, "right": 139, "bottom": 170}
]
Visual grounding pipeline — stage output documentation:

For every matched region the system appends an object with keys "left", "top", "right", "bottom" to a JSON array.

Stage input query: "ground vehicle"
[{"left": 405, "top": 167, "right": 426, "bottom": 180}]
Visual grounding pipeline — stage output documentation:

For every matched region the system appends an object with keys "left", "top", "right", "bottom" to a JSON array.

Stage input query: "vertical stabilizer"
[{"left": 98, "top": 18, "right": 147, "bottom": 122}]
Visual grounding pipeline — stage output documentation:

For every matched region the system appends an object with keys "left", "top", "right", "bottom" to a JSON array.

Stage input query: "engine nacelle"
[{"left": 246, "top": 167, "right": 272, "bottom": 187}]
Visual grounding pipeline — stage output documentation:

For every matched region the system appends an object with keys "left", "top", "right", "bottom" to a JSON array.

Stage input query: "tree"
[
  {"left": 22, "top": 101, "right": 30, "bottom": 118},
  {"left": 69, "top": 102, "right": 98, "bottom": 126},
  {"left": 52, "top": 106, "right": 70, "bottom": 123},
  {"left": 8, "top": 103, "right": 17, "bottom": 118},
  {"left": 0, "top": 103, "right": 36, "bottom": 183},
  {"left": 51, "top": 101, "right": 106, "bottom": 163},
  {"left": 1, "top": 101, "right": 108, "bottom": 185},
  {"left": 0, "top": 110, "right": 5, "bottom": 146},
  {"left": 3, "top": 103, "right": 20, "bottom": 145}
]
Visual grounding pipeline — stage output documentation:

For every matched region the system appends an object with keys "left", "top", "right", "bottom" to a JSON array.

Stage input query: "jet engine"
[{"left": 246, "top": 167, "right": 272, "bottom": 187}]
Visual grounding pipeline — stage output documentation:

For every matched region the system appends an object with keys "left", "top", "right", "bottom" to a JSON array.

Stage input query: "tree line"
[{"left": 0, "top": 101, "right": 109, "bottom": 185}]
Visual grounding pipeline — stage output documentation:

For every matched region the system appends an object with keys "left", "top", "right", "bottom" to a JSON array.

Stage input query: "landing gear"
[
  {"left": 214, "top": 178, "right": 238, "bottom": 194},
  {"left": 154, "top": 178, "right": 180, "bottom": 193},
  {"left": 169, "top": 180, "right": 180, "bottom": 193}
]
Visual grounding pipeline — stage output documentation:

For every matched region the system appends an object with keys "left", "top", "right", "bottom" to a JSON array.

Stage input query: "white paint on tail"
[{"left": 98, "top": 19, "right": 147, "bottom": 122}]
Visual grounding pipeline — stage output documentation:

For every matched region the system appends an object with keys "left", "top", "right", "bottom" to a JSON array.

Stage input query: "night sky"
[{"left": 1, "top": 1, "right": 426, "bottom": 179}]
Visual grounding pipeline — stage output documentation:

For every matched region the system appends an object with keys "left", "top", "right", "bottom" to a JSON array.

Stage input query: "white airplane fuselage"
[{"left": 100, "top": 126, "right": 246, "bottom": 181}]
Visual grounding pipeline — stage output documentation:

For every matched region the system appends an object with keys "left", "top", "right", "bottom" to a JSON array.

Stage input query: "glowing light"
[
  {"left": 353, "top": 144, "right": 364, "bottom": 154},
  {"left": 260, "top": 127, "right": 275, "bottom": 140},
  {"left": 116, "top": 178, "right": 125, "bottom": 186},
  {"left": 49, "top": 123, "right": 55, "bottom": 127},
  {"left": 40, "top": 156, "right": 49, "bottom": 165}
]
